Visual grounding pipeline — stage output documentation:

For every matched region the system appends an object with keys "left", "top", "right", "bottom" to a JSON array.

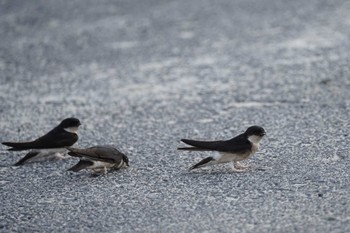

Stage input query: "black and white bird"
[
  {"left": 178, "top": 126, "right": 266, "bottom": 171},
  {"left": 67, "top": 145, "right": 129, "bottom": 175},
  {"left": 2, "top": 117, "right": 81, "bottom": 166}
]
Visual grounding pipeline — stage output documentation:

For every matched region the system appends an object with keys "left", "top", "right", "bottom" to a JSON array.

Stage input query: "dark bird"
[
  {"left": 2, "top": 117, "right": 81, "bottom": 166},
  {"left": 178, "top": 126, "right": 266, "bottom": 171},
  {"left": 67, "top": 145, "right": 129, "bottom": 175}
]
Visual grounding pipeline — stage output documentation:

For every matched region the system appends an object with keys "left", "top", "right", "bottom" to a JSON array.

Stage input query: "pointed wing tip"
[
  {"left": 67, "top": 165, "right": 82, "bottom": 172},
  {"left": 67, "top": 151, "right": 81, "bottom": 158},
  {"left": 178, "top": 139, "right": 194, "bottom": 150},
  {"left": 177, "top": 147, "right": 189, "bottom": 150},
  {"left": 2, "top": 142, "right": 13, "bottom": 148},
  {"left": 66, "top": 147, "right": 77, "bottom": 152},
  {"left": 13, "top": 157, "right": 30, "bottom": 166},
  {"left": 67, "top": 147, "right": 84, "bottom": 156},
  {"left": 178, "top": 147, "right": 209, "bottom": 151},
  {"left": 2, "top": 142, "right": 30, "bottom": 151}
]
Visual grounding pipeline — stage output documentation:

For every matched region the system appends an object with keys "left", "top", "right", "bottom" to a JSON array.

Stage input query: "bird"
[
  {"left": 67, "top": 145, "right": 129, "bottom": 175},
  {"left": 2, "top": 117, "right": 81, "bottom": 166},
  {"left": 178, "top": 125, "right": 266, "bottom": 171}
]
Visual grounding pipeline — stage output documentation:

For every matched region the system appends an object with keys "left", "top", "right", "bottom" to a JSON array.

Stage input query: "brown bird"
[{"left": 67, "top": 145, "right": 129, "bottom": 175}]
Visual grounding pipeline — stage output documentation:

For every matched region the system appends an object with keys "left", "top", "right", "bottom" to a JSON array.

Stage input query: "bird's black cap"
[
  {"left": 58, "top": 118, "right": 81, "bottom": 128},
  {"left": 244, "top": 126, "right": 266, "bottom": 137}
]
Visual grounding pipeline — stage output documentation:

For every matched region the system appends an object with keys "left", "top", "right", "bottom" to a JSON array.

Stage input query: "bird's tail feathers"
[
  {"left": 190, "top": 157, "right": 216, "bottom": 170},
  {"left": 68, "top": 160, "right": 93, "bottom": 172},
  {"left": 14, "top": 151, "right": 40, "bottom": 166},
  {"left": 2, "top": 142, "right": 34, "bottom": 151}
]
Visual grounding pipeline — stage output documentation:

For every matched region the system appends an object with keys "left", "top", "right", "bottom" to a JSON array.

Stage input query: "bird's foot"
[
  {"left": 54, "top": 152, "right": 70, "bottom": 160},
  {"left": 91, "top": 167, "right": 108, "bottom": 176},
  {"left": 231, "top": 167, "right": 247, "bottom": 173},
  {"left": 231, "top": 162, "right": 250, "bottom": 172},
  {"left": 103, "top": 167, "right": 108, "bottom": 175},
  {"left": 234, "top": 161, "right": 250, "bottom": 169}
]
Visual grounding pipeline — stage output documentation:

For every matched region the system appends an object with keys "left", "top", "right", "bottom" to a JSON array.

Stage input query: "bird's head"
[
  {"left": 244, "top": 125, "right": 266, "bottom": 143},
  {"left": 122, "top": 155, "right": 129, "bottom": 167},
  {"left": 59, "top": 118, "right": 81, "bottom": 133}
]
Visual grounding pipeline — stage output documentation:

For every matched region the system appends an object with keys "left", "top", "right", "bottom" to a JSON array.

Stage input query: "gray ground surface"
[{"left": 1, "top": 0, "right": 350, "bottom": 232}]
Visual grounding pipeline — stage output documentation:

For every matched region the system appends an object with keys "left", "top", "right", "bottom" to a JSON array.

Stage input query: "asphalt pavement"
[{"left": 1, "top": 0, "right": 350, "bottom": 232}]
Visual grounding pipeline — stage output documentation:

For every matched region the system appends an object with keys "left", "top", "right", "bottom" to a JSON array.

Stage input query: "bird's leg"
[
  {"left": 230, "top": 162, "right": 246, "bottom": 172},
  {"left": 92, "top": 168, "right": 103, "bottom": 174},
  {"left": 54, "top": 152, "right": 68, "bottom": 160},
  {"left": 234, "top": 161, "right": 250, "bottom": 169},
  {"left": 90, "top": 168, "right": 105, "bottom": 177},
  {"left": 103, "top": 167, "right": 108, "bottom": 175}
]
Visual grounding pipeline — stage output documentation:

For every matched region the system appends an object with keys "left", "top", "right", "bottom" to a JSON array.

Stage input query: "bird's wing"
[
  {"left": 2, "top": 128, "right": 78, "bottom": 150},
  {"left": 180, "top": 135, "right": 251, "bottom": 153},
  {"left": 31, "top": 128, "right": 78, "bottom": 148},
  {"left": 68, "top": 146, "right": 124, "bottom": 163},
  {"left": 68, "top": 160, "right": 94, "bottom": 172}
]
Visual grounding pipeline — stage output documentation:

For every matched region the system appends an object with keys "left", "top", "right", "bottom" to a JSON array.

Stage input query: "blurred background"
[{"left": 1, "top": 0, "right": 350, "bottom": 232}]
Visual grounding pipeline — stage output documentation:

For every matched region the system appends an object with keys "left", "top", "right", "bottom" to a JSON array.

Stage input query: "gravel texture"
[{"left": 1, "top": 0, "right": 350, "bottom": 232}]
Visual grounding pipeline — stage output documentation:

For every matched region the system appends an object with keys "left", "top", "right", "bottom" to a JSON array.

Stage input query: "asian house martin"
[
  {"left": 2, "top": 117, "right": 81, "bottom": 166},
  {"left": 178, "top": 126, "right": 266, "bottom": 171}
]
